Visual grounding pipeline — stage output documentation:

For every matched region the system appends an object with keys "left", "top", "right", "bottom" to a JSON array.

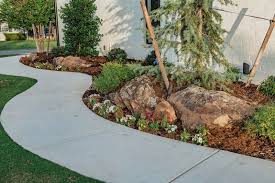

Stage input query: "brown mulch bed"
[
  {"left": 208, "top": 124, "right": 275, "bottom": 161},
  {"left": 83, "top": 80, "right": 274, "bottom": 162},
  {"left": 20, "top": 53, "right": 107, "bottom": 76}
]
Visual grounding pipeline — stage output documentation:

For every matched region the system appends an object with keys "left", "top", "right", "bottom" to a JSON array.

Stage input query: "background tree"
[
  {"left": 60, "top": 0, "right": 102, "bottom": 56},
  {"left": 0, "top": 0, "right": 55, "bottom": 52},
  {"left": 152, "top": 0, "right": 235, "bottom": 71}
]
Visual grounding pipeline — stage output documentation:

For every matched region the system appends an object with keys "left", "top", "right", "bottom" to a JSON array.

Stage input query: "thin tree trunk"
[
  {"left": 140, "top": 0, "right": 170, "bottom": 92},
  {"left": 197, "top": 7, "right": 203, "bottom": 38},
  {"left": 32, "top": 24, "right": 40, "bottom": 52}
]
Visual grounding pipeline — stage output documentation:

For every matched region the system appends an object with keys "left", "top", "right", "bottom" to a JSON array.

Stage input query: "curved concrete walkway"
[{"left": 0, "top": 56, "right": 274, "bottom": 183}]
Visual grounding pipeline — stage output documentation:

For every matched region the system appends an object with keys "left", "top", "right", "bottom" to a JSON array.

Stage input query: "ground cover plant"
[
  {"left": 107, "top": 48, "right": 128, "bottom": 64},
  {"left": 246, "top": 103, "right": 275, "bottom": 141},
  {"left": 82, "top": 63, "right": 275, "bottom": 161},
  {"left": 0, "top": 74, "right": 102, "bottom": 183},
  {"left": 259, "top": 76, "right": 275, "bottom": 96},
  {"left": 93, "top": 63, "right": 136, "bottom": 94}
]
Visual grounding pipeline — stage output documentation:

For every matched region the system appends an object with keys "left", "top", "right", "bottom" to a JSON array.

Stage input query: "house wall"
[
  {"left": 57, "top": 0, "right": 275, "bottom": 82},
  {"left": 214, "top": 0, "right": 275, "bottom": 82},
  {"left": 57, "top": 0, "right": 152, "bottom": 60}
]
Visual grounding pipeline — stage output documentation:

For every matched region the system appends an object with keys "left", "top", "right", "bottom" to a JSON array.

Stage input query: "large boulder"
[
  {"left": 112, "top": 75, "right": 159, "bottom": 118},
  {"left": 153, "top": 100, "right": 177, "bottom": 124},
  {"left": 168, "top": 86, "right": 254, "bottom": 129}
]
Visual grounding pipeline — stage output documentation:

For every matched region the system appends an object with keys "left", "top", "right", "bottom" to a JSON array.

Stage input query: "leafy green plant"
[
  {"left": 50, "top": 46, "right": 67, "bottom": 57},
  {"left": 60, "top": 0, "right": 102, "bottom": 56},
  {"left": 34, "top": 62, "right": 55, "bottom": 70},
  {"left": 245, "top": 103, "right": 275, "bottom": 141},
  {"left": 93, "top": 63, "right": 136, "bottom": 94},
  {"left": 192, "top": 126, "right": 208, "bottom": 146},
  {"left": 107, "top": 48, "right": 128, "bottom": 64},
  {"left": 137, "top": 118, "right": 148, "bottom": 131},
  {"left": 149, "top": 121, "right": 160, "bottom": 131},
  {"left": 180, "top": 129, "right": 191, "bottom": 142},
  {"left": 259, "top": 76, "right": 275, "bottom": 96}
]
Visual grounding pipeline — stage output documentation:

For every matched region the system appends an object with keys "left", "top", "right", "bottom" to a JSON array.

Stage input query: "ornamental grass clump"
[
  {"left": 245, "top": 103, "right": 275, "bottom": 141},
  {"left": 93, "top": 63, "right": 136, "bottom": 94}
]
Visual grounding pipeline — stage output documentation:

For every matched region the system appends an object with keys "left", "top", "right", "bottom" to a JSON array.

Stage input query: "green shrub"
[
  {"left": 170, "top": 66, "right": 240, "bottom": 91},
  {"left": 107, "top": 48, "right": 128, "bottom": 64},
  {"left": 259, "top": 76, "right": 275, "bottom": 96},
  {"left": 180, "top": 129, "right": 191, "bottom": 142},
  {"left": 245, "top": 103, "right": 275, "bottom": 141},
  {"left": 93, "top": 63, "right": 136, "bottom": 94},
  {"left": 4, "top": 32, "right": 26, "bottom": 41},
  {"left": 50, "top": 46, "right": 67, "bottom": 57},
  {"left": 60, "top": 0, "right": 102, "bottom": 56}
]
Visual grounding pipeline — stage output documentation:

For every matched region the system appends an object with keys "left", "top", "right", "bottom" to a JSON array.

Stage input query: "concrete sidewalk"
[{"left": 0, "top": 56, "right": 274, "bottom": 183}]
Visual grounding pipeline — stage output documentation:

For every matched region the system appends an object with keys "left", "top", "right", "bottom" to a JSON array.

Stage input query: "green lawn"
[
  {"left": 0, "top": 54, "right": 18, "bottom": 58},
  {"left": 0, "top": 74, "right": 102, "bottom": 183},
  {"left": 0, "top": 40, "right": 57, "bottom": 51}
]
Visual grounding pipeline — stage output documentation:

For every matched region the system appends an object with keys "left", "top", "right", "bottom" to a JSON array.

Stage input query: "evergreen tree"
[
  {"left": 152, "top": 0, "right": 234, "bottom": 71},
  {"left": 60, "top": 0, "right": 102, "bottom": 56}
]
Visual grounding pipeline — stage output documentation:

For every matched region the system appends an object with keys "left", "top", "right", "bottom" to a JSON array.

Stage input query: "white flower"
[
  {"left": 92, "top": 103, "right": 102, "bottom": 110},
  {"left": 165, "top": 124, "right": 178, "bottom": 133},
  {"left": 107, "top": 105, "right": 117, "bottom": 113},
  {"left": 192, "top": 134, "right": 203, "bottom": 144},
  {"left": 103, "top": 100, "right": 111, "bottom": 105},
  {"left": 89, "top": 94, "right": 100, "bottom": 98},
  {"left": 126, "top": 115, "right": 136, "bottom": 121},
  {"left": 120, "top": 117, "right": 128, "bottom": 123},
  {"left": 56, "top": 65, "right": 62, "bottom": 70}
]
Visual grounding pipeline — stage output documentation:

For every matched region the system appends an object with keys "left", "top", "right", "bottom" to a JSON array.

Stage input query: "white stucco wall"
[
  {"left": 57, "top": 0, "right": 275, "bottom": 81},
  {"left": 214, "top": 0, "right": 275, "bottom": 82},
  {"left": 57, "top": 0, "right": 152, "bottom": 60}
]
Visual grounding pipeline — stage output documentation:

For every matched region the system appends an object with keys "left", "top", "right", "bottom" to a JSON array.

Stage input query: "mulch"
[
  {"left": 20, "top": 53, "right": 107, "bottom": 76},
  {"left": 83, "top": 80, "right": 274, "bottom": 162}
]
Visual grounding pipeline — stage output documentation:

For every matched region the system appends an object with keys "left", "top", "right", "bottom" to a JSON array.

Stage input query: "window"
[{"left": 145, "top": 0, "right": 160, "bottom": 44}]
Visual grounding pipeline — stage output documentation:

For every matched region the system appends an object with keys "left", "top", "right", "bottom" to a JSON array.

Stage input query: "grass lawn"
[
  {"left": 0, "top": 54, "right": 18, "bottom": 58},
  {"left": 0, "top": 40, "right": 57, "bottom": 51},
  {"left": 0, "top": 74, "right": 102, "bottom": 183}
]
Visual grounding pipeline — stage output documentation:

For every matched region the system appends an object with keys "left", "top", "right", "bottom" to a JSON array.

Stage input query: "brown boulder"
[
  {"left": 168, "top": 86, "right": 254, "bottom": 129},
  {"left": 153, "top": 100, "right": 177, "bottom": 124},
  {"left": 53, "top": 56, "right": 89, "bottom": 70},
  {"left": 113, "top": 75, "right": 159, "bottom": 117}
]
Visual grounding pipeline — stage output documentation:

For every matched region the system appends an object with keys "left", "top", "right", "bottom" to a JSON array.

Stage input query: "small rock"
[{"left": 153, "top": 100, "right": 177, "bottom": 124}]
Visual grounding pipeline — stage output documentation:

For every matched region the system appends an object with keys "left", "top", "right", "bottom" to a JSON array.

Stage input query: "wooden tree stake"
[
  {"left": 246, "top": 15, "right": 275, "bottom": 86},
  {"left": 140, "top": 0, "right": 170, "bottom": 91}
]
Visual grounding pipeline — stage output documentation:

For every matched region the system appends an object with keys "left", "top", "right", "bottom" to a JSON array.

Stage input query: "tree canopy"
[{"left": 0, "top": 0, "right": 55, "bottom": 30}]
